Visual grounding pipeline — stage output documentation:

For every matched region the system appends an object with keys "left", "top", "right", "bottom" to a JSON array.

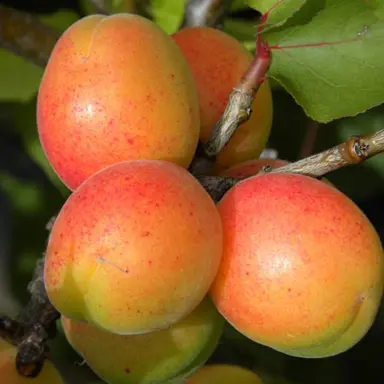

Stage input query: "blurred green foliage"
[{"left": 0, "top": 1, "right": 383, "bottom": 384}]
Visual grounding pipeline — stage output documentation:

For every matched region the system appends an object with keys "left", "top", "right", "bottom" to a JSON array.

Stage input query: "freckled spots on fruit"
[
  {"left": 125, "top": 368, "right": 131, "bottom": 374},
  {"left": 141, "top": 231, "right": 150, "bottom": 237}
]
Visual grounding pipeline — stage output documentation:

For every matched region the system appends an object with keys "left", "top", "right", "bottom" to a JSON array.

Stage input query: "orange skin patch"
[
  {"left": 44, "top": 160, "right": 223, "bottom": 335},
  {"left": 37, "top": 14, "right": 200, "bottom": 190},
  {"left": 210, "top": 173, "right": 384, "bottom": 357}
]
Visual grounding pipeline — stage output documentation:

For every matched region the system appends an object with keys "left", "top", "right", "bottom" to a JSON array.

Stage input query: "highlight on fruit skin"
[
  {"left": 44, "top": 159, "right": 223, "bottom": 335},
  {"left": 185, "top": 364, "right": 264, "bottom": 383},
  {"left": 210, "top": 172, "right": 384, "bottom": 358},
  {"left": 61, "top": 297, "right": 224, "bottom": 384},
  {"left": 0, "top": 338, "right": 63, "bottom": 383},
  {"left": 37, "top": 13, "right": 200, "bottom": 190},
  {"left": 172, "top": 26, "right": 273, "bottom": 172}
]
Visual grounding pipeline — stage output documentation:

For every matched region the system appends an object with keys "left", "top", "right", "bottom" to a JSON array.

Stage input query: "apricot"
[
  {"left": 0, "top": 339, "right": 63, "bottom": 383},
  {"left": 44, "top": 160, "right": 223, "bottom": 334},
  {"left": 185, "top": 364, "right": 264, "bottom": 383},
  {"left": 172, "top": 27, "right": 273, "bottom": 171},
  {"left": 210, "top": 173, "right": 384, "bottom": 358},
  {"left": 37, "top": 14, "right": 200, "bottom": 190},
  {"left": 61, "top": 297, "right": 224, "bottom": 384}
]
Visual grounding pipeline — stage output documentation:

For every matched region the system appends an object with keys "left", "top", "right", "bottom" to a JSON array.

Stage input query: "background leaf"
[
  {"left": 365, "top": 0, "right": 384, "bottom": 20},
  {"left": 151, "top": 0, "right": 187, "bottom": 33},
  {"left": 248, "top": 0, "right": 306, "bottom": 27},
  {"left": 264, "top": 0, "right": 384, "bottom": 122},
  {"left": 0, "top": 10, "right": 78, "bottom": 103}
]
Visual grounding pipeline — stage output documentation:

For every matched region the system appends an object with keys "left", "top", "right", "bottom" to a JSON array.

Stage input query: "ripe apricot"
[
  {"left": 44, "top": 160, "right": 223, "bottom": 335},
  {"left": 37, "top": 14, "right": 199, "bottom": 190},
  {"left": 185, "top": 364, "right": 264, "bottom": 383},
  {"left": 210, "top": 173, "right": 384, "bottom": 358},
  {"left": 0, "top": 339, "right": 63, "bottom": 383},
  {"left": 172, "top": 27, "right": 273, "bottom": 171},
  {"left": 61, "top": 298, "right": 224, "bottom": 384}
]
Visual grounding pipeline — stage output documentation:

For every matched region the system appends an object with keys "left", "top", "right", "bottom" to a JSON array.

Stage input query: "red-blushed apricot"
[
  {"left": 172, "top": 27, "right": 273, "bottom": 171},
  {"left": 210, "top": 173, "right": 384, "bottom": 358},
  {"left": 61, "top": 298, "right": 224, "bottom": 384},
  {"left": 0, "top": 339, "right": 63, "bottom": 383},
  {"left": 220, "top": 159, "right": 289, "bottom": 178},
  {"left": 185, "top": 364, "right": 264, "bottom": 383},
  {"left": 37, "top": 14, "right": 200, "bottom": 190},
  {"left": 44, "top": 160, "right": 223, "bottom": 335}
]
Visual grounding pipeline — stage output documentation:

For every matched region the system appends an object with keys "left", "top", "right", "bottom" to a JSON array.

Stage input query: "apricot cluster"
[{"left": 36, "top": 12, "right": 384, "bottom": 384}]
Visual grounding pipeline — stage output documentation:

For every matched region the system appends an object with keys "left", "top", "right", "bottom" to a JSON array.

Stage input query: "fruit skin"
[
  {"left": 44, "top": 160, "right": 223, "bottom": 335},
  {"left": 61, "top": 297, "right": 224, "bottom": 384},
  {"left": 0, "top": 339, "right": 63, "bottom": 383},
  {"left": 37, "top": 14, "right": 200, "bottom": 190},
  {"left": 185, "top": 364, "right": 264, "bottom": 383},
  {"left": 210, "top": 173, "right": 384, "bottom": 358},
  {"left": 172, "top": 27, "right": 273, "bottom": 171}
]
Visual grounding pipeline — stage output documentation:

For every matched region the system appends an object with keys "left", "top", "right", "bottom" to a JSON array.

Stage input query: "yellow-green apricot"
[{"left": 61, "top": 297, "right": 224, "bottom": 384}]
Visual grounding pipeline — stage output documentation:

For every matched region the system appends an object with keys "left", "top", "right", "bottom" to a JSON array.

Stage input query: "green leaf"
[
  {"left": 265, "top": 0, "right": 384, "bottom": 123},
  {"left": 1, "top": 100, "right": 70, "bottom": 197},
  {"left": 223, "top": 19, "right": 258, "bottom": 50},
  {"left": 0, "top": 10, "right": 78, "bottom": 103},
  {"left": 0, "top": 54, "right": 43, "bottom": 102},
  {"left": 248, "top": 0, "right": 307, "bottom": 26},
  {"left": 40, "top": 10, "right": 79, "bottom": 31},
  {"left": 231, "top": 0, "right": 249, "bottom": 11},
  {"left": 365, "top": 0, "right": 384, "bottom": 20},
  {"left": 151, "top": 0, "right": 187, "bottom": 34}
]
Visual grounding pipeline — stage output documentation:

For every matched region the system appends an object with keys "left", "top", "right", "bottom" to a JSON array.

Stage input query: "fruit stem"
[
  {"left": 202, "top": 9, "right": 272, "bottom": 158},
  {"left": 88, "top": 0, "right": 111, "bottom": 15},
  {"left": 0, "top": 4, "right": 59, "bottom": 68},
  {"left": 0, "top": 249, "right": 60, "bottom": 377},
  {"left": 197, "top": 129, "right": 384, "bottom": 201},
  {"left": 181, "top": 0, "right": 234, "bottom": 28},
  {"left": 268, "top": 129, "right": 384, "bottom": 177}
]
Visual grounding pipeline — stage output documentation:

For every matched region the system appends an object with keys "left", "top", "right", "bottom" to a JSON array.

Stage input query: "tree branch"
[
  {"left": 182, "top": 0, "right": 234, "bottom": 28},
  {"left": 202, "top": 10, "right": 272, "bottom": 158},
  {"left": 88, "top": 0, "right": 110, "bottom": 15},
  {"left": 197, "top": 129, "right": 384, "bottom": 202},
  {"left": 0, "top": 4, "right": 59, "bottom": 68},
  {"left": 269, "top": 129, "right": 384, "bottom": 177}
]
